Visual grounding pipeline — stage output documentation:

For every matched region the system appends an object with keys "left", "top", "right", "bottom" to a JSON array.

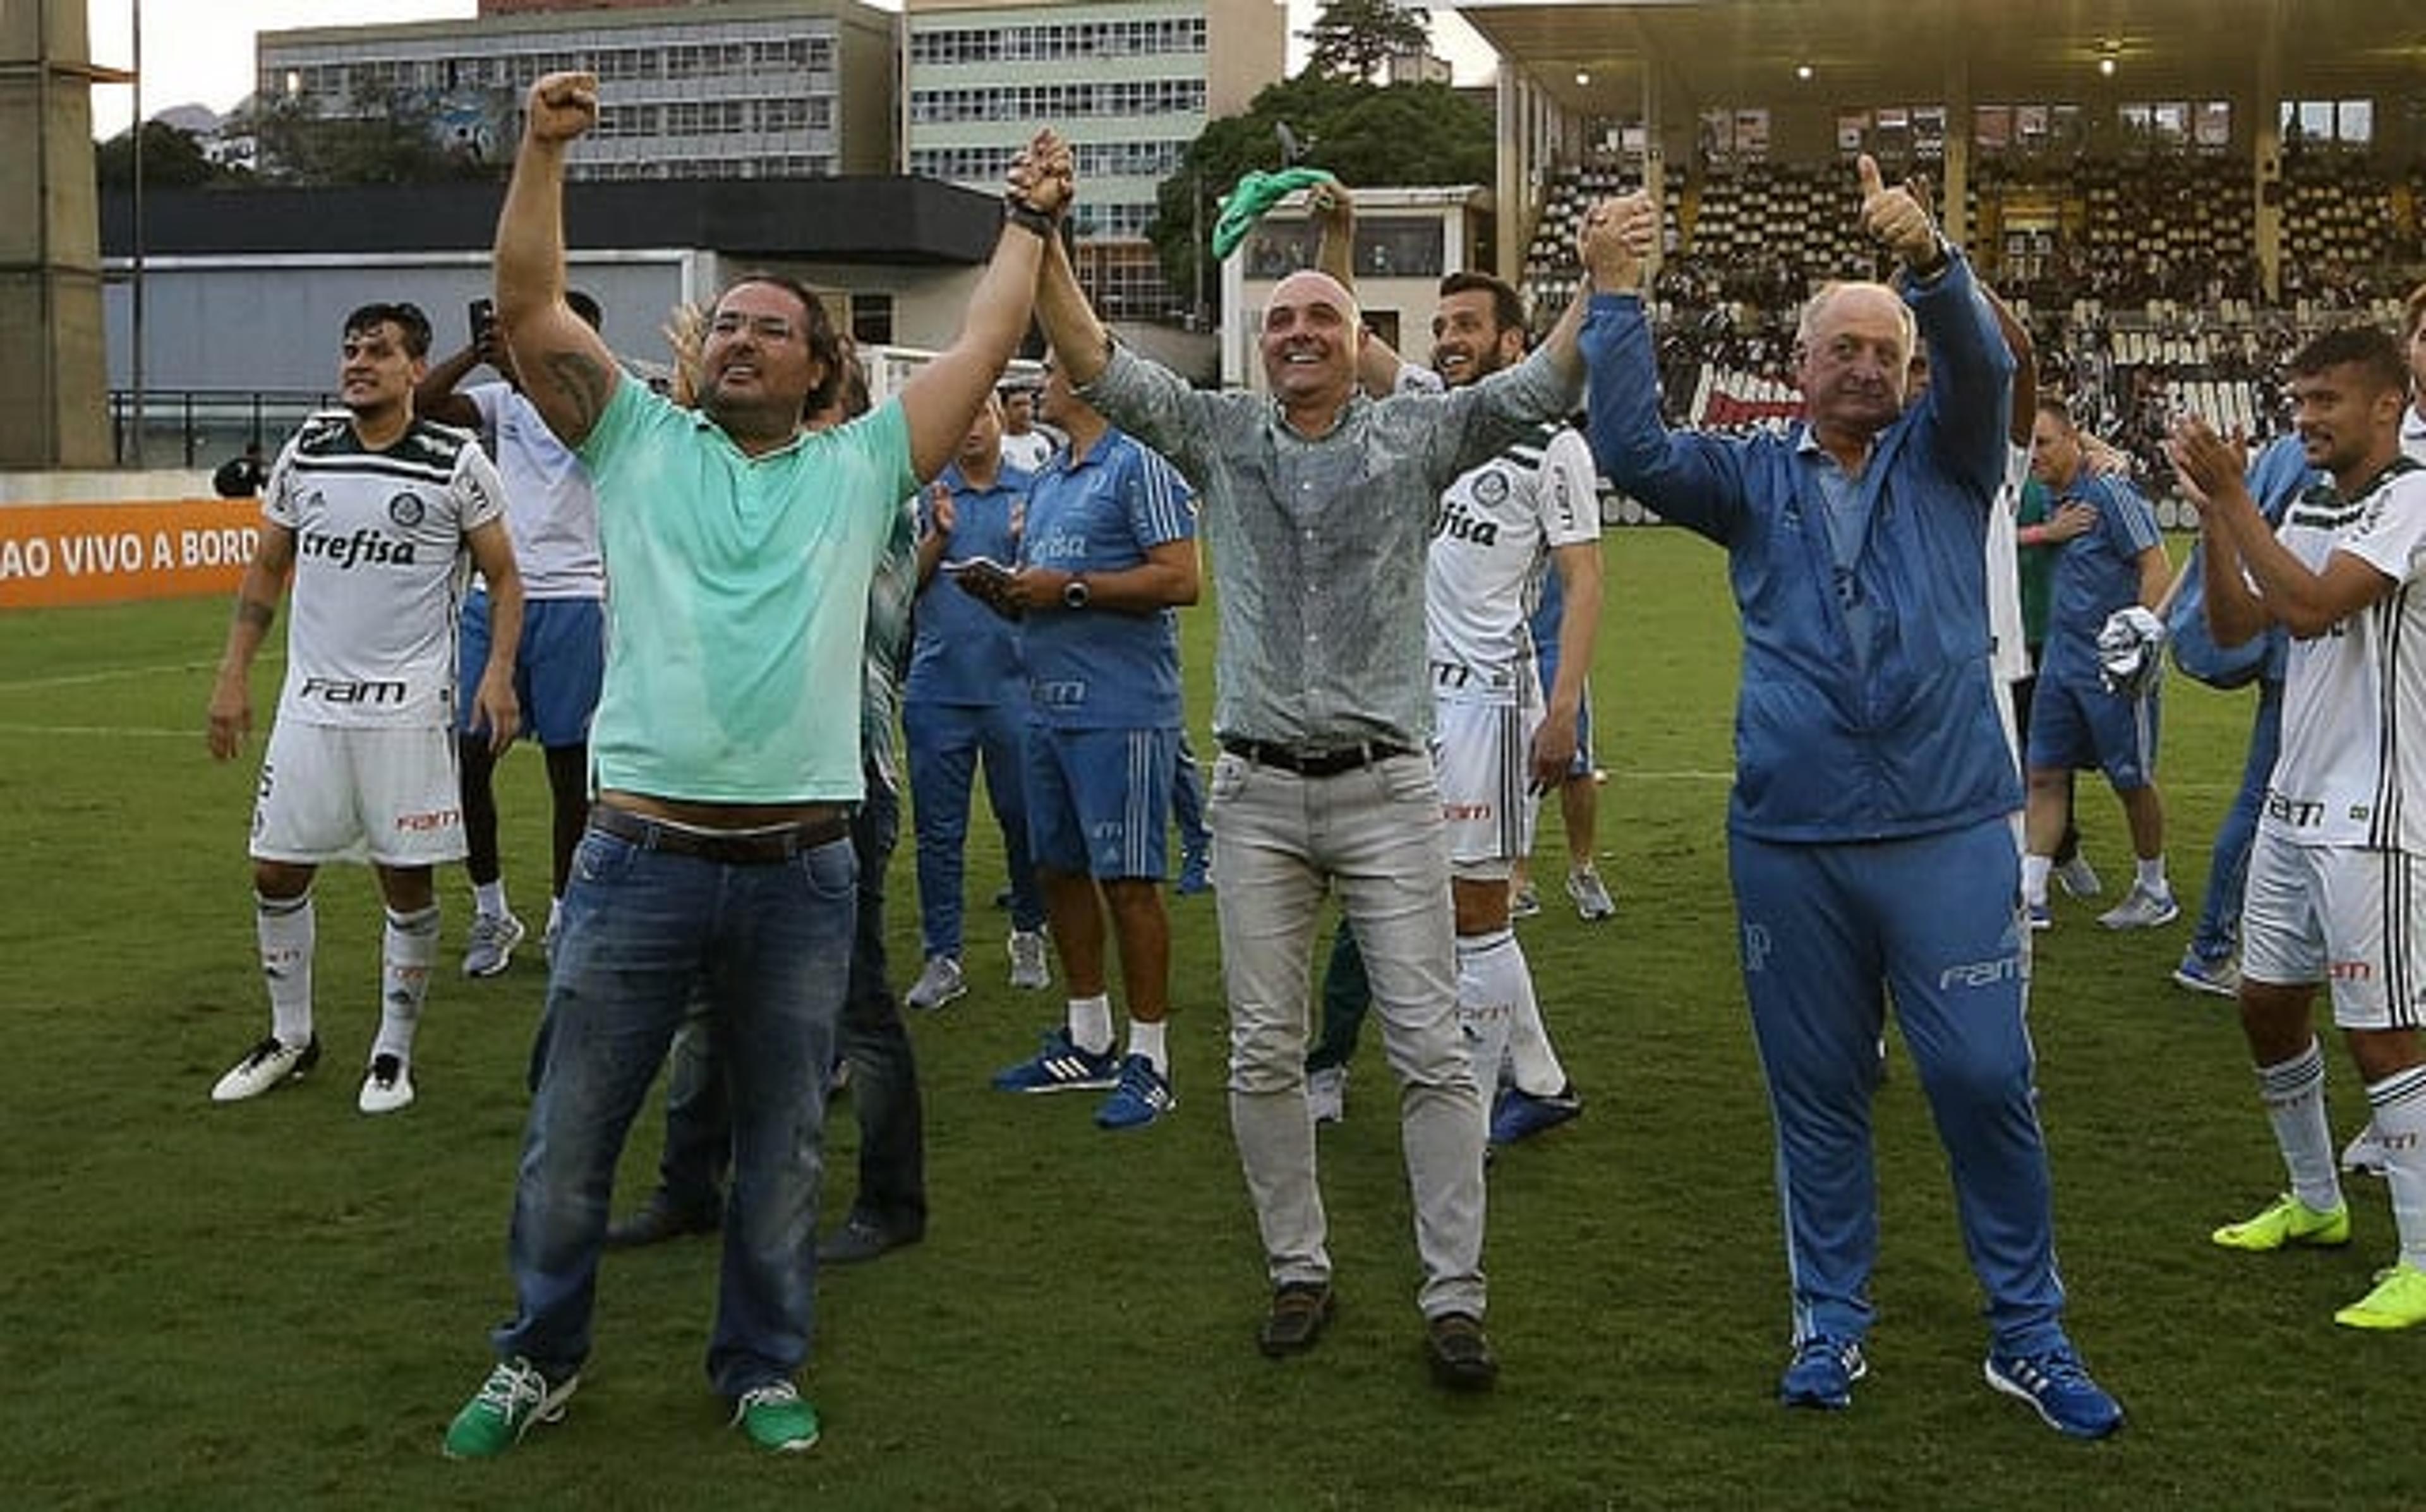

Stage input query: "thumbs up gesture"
[{"left": 1855, "top": 153, "right": 1947, "bottom": 275}]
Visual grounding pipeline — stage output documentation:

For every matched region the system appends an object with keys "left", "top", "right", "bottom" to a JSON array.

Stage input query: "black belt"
[
  {"left": 1218, "top": 735, "right": 1413, "bottom": 778},
  {"left": 588, "top": 803, "right": 850, "bottom": 864}
]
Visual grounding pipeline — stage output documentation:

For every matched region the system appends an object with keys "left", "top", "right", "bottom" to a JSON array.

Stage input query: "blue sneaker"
[
  {"left": 1176, "top": 850, "right": 1213, "bottom": 895},
  {"left": 2026, "top": 901, "right": 2053, "bottom": 932},
  {"left": 1984, "top": 1345, "right": 2123, "bottom": 1439},
  {"left": 991, "top": 1027, "right": 1119, "bottom": 1093},
  {"left": 1488, "top": 1083, "right": 1583, "bottom": 1146},
  {"left": 1094, "top": 1054, "right": 1176, "bottom": 1130},
  {"left": 1778, "top": 1335, "right": 1866, "bottom": 1410}
]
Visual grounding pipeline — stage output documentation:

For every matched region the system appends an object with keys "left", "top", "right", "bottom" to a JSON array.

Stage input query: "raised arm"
[
  {"left": 1035, "top": 210, "right": 1111, "bottom": 386},
  {"left": 495, "top": 73, "right": 622, "bottom": 449},
  {"left": 2171, "top": 414, "right": 2391, "bottom": 639},
  {"left": 896, "top": 130, "right": 1067, "bottom": 482},
  {"left": 413, "top": 335, "right": 493, "bottom": 431},
  {"left": 1307, "top": 179, "right": 1405, "bottom": 397}
]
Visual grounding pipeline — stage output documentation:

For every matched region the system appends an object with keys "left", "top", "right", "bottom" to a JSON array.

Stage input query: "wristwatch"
[{"left": 1062, "top": 575, "right": 1090, "bottom": 609}]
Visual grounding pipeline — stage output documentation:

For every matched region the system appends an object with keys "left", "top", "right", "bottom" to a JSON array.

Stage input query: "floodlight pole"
[{"left": 128, "top": 0, "right": 145, "bottom": 467}]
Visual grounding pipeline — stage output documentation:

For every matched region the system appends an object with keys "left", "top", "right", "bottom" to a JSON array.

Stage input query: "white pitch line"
[
  {"left": 0, "top": 723, "right": 200, "bottom": 739},
  {"left": 0, "top": 657, "right": 269, "bottom": 693}
]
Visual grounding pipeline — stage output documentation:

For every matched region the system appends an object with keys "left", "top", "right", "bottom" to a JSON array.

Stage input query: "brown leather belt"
[
  {"left": 588, "top": 803, "right": 850, "bottom": 864},
  {"left": 1218, "top": 735, "right": 1414, "bottom": 779}
]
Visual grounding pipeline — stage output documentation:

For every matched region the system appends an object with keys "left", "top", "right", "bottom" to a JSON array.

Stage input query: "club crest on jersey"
[
  {"left": 389, "top": 491, "right": 428, "bottom": 529},
  {"left": 1433, "top": 498, "right": 1500, "bottom": 546},
  {"left": 1473, "top": 472, "right": 1511, "bottom": 505}
]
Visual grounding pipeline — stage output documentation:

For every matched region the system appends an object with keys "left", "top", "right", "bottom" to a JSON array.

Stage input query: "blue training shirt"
[
  {"left": 905, "top": 462, "right": 1033, "bottom": 707},
  {"left": 1017, "top": 426, "right": 1196, "bottom": 730},
  {"left": 2041, "top": 469, "right": 2160, "bottom": 680}
]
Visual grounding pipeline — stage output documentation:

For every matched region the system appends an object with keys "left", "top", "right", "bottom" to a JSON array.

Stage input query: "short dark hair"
[
  {"left": 2289, "top": 323, "right": 2409, "bottom": 397},
  {"left": 2034, "top": 394, "right": 2078, "bottom": 428},
  {"left": 721, "top": 271, "right": 847, "bottom": 416},
  {"left": 566, "top": 289, "right": 603, "bottom": 332},
  {"left": 344, "top": 301, "right": 431, "bottom": 359},
  {"left": 1437, "top": 270, "right": 1527, "bottom": 336}
]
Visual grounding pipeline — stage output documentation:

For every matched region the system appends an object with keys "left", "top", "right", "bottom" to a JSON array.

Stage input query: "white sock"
[
  {"left": 2257, "top": 1040, "right": 2341, "bottom": 1215},
  {"left": 2135, "top": 855, "right": 2168, "bottom": 894},
  {"left": 1454, "top": 929, "right": 1518, "bottom": 1094},
  {"left": 2021, "top": 853, "right": 2053, "bottom": 908},
  {"left": 548, "top": 895, "right": 564, "bottom": 934},
  {"left": 1127, "top": 1017, "right": 1170, "bottom": 1075},
  {"left": 1468, "top": 929, "right": 1566, "bottom": 1096},
  {"left": 2366, "top": 1065, "right": 2426, "bottom": 1269},
  {"left": 256, "top": 890, "right": 316, "bottom": 1048},
  {"left": 374, "top": 904, "right": 441, "bottom": 1064},
  {"left": 473, "top": 880, "right": 508, "bottom": 920},
  {"left": 1067, "top": 993, "right": 1114, "bottom": 1056}
]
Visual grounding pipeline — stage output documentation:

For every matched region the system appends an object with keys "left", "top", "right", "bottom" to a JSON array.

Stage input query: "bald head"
[{"left": 1260, "top": 270, "right": 1366, "bottom": 424}]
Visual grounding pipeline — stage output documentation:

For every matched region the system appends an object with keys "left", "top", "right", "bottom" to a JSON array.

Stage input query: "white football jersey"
[
  {"left": 463, "top": 382, "right": 603, "bottom": 601},
  {"left": 2264, "top": 460, "right": 2426, "bottom": 852},
  {"left": 1986, "top": 441, "right": 2031, "bottom": 683},
  {"left": 1425, "top": 423, "right": 1603, "bottom": 694},
  {"left": 264, "top": 412, "right": 507, "bottom": 729}
]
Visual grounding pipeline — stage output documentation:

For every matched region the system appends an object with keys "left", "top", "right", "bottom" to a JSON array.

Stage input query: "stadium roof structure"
[{"left": 1447, "top": 0, "right": 2426, "bottom": 122}]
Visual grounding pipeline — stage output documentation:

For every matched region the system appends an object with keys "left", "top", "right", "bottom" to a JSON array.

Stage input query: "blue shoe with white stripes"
[
  {"left": 991, "top": 1028, "right": 1120, "bottom": 1094},
  {"left": 1094, "top": 1054, "right": 1175, "bottom": 1130},
  {"left": 1984, "top": 1343, "right": 2123, "bottom": 1439},
  {"left": 1778, "top": 1335, "right": 1866, "bottom": 1410}
]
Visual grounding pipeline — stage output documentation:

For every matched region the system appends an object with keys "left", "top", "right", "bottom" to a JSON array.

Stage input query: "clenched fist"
[{"left": 526, "top": 72, "right": 600, "bottom": 147}]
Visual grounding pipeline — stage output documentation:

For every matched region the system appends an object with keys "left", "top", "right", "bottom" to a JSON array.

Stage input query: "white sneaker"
[
  {"left": 1565, "top": 868, "right": 1617, "bottom": 921},
  {"left": 1007, "top": 930, "right": 1050, "bottom": 990},
  {"left": 2053, "top": 855, "right": 2103, "bottom": 899},
  {"left": 462, "top": 911, "right": 528, "bottom": 978},
  {"left": 358, "top": 1052, "right": 416, "bottom": 1114},
  {"left": 1307, "top": 1065, "right": 1347, "bottom": 1127},
  {"left": 2344, "top": 1122, "right": 2389, "bottom": 1178},
  {"left": 905, "top": 955, "right": 967, "bottom": 1011},
  {"left": 211, "top": 1035, "right": 321, "bottom": 1103},
  {"left": 2097, "top": 883, "right": 2179, "bottom": 930}
]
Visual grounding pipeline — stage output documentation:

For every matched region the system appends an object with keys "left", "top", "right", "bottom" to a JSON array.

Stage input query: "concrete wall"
[{"left": 0, "top": 0, "right": 112, "bottom": 467}]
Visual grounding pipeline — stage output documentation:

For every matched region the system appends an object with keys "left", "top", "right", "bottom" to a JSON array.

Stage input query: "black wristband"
[{"left": 1005, "top": 196, "right": 1060, "bottom": 240}]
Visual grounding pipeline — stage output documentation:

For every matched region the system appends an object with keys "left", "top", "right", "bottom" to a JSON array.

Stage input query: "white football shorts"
[
  {"left": 2241, "top": 831, "right": 2426, "bottom": 1031},
  {"left": 250, "top": 719, "right": 466, "bottom": 868},
  {"left": 1432, "top": 689, "right": 1540, "bottom": 879}
]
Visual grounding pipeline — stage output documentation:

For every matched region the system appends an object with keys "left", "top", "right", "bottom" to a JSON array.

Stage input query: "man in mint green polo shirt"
[{"left": 444, "top": 72, "right": 1071, "bottom": 1461}]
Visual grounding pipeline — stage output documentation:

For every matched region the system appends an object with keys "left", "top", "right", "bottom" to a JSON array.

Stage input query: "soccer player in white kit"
[
  {"left": 2176, "top": 324, "right": 2426, "bottom": 1328},
  {"left": 206, "top": 301, "right": 523, "bottom": 1115},
  {"left": 1385, "top": 273, "right": 1604, "bottom": 1143}
]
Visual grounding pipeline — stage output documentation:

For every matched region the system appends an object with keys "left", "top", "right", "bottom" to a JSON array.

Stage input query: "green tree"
[
  {"left": 94, "top": 121, "right": 226, "bottom": 189},
  {"left": 1300, "top": 0, "right": 1432, "bottom": 84},
  {"left": 1150, "top": 76, "right": 1491, "bottom": 320}
]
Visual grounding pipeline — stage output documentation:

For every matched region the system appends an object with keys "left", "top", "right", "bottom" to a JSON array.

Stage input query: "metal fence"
[{"left": 109, "top": 391, "right": 339, "bottom": 471}]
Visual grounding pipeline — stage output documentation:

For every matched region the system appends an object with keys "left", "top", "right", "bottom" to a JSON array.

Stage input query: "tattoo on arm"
[
  {"left": 234, "top": 598, "right": 275, "bottom": 631},
  {"left": 541, "top": 351, "right": 614, "bottom": 433}
]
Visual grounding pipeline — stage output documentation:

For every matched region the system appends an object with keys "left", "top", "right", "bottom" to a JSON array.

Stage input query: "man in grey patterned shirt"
[{"left": 1032, "top": 186, "right": 1653, "bottom": 1389}]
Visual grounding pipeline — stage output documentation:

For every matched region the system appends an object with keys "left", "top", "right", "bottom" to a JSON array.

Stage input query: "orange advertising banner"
[{"left": 0, "top": 498, "right": 265, "bottom": 610}]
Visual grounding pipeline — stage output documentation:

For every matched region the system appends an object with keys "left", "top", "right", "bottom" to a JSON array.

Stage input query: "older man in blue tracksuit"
[{"left": 1581, "top": 159, "right": 2122, "bottom": 1439}]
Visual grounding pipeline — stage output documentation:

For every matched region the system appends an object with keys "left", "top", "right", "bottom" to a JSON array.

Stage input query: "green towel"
[{"left": 1210, "top": 167, "right": 1341, "bottom": 261}]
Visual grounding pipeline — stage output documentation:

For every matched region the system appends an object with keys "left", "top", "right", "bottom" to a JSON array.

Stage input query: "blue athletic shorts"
[
  {"left": 457, "top": 592, "right": 605, "bottom": 749},
  {"left": 1023, "top": 724, "right": 1174, "bottom": 881},
  {"left": 2024, "top": 670, "right": 2159, "bottom": 789}
]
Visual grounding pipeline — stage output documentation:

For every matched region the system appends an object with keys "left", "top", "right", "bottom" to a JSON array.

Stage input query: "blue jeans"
[
  {"left": 2188, "top": 680, "right": 2283, "bottom": 964},
  {"left": 654, "top": 767, "right": 927, "bottom": 1236},
  {"left": 904, "top": 699, "right": 1045, "bottom": 956},
  {"left": 493, "top": 813, "right": 855, "bottom": 1397}
]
